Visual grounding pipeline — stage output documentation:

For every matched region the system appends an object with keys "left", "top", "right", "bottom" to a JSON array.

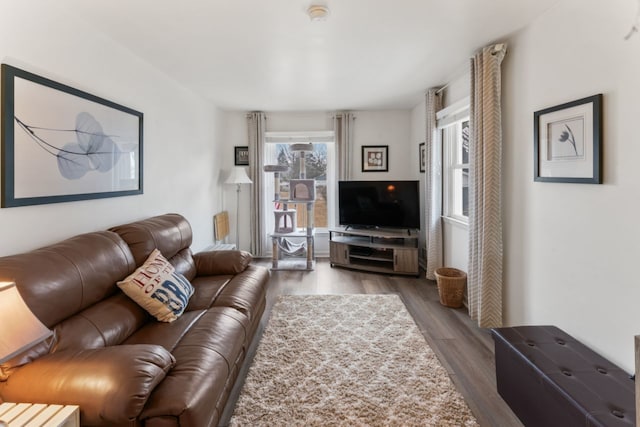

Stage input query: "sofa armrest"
[
  {"left": 194, "top": 250, "right": 252, "bottom": 275},
  {"left": 0, "top": 344, "right": 175, "bottom": 426}
]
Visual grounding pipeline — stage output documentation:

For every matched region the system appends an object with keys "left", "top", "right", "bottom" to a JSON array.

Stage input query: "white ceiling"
[{"left": 65, "top": 0, "right": 561, "bottom": 111}]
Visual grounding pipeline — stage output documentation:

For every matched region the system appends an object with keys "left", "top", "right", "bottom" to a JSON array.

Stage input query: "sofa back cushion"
[
  {"left": 110, "top": 213, "right": 197, "bottom": 281},
  {"left": 0, "top": 231, "right": 136, "bottom": 328},
  {"left": 54, "top": 293, "right": 149, "bottom": 352}
]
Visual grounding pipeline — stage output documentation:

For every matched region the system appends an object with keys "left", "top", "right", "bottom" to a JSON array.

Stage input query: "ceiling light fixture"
[{"left": 307, "top": 5, "right": 330, "bottom": 22}]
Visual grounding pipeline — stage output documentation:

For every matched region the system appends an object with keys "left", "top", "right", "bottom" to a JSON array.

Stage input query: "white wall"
[
  {"left": 267, "top": 112, "right": 334, "bottom": 132},
  {"left": 503, "top": 0, "right": 640, "bottom": 371},
  {"left": 0, "top": 1, "right": 224, "bottom": 256},
  {"left": 224, "top": 110, "right": 415, "bottom": 255},
  {"left": 350, "top": 110, "right": 414, "bottom": 180},
  {"left": 218, "top": 111, "right": 251, "bottom": 251},
  {"left": 442, "top": 219, "right": 469, "bottom": 272}
]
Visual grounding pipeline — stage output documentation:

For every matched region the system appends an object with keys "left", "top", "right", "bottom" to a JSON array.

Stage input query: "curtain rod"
[
  {"left": 435, "top": 60, "right": 469, "bottom": 95},
  {"left": 435, "top": 83, "right": 449, "bottom": 95},
  {"left": 435, "top": 43, "right": 505, "bottom": 95},
  {"left": 246, "top": 112, "right": 356, "bottom": 119}
]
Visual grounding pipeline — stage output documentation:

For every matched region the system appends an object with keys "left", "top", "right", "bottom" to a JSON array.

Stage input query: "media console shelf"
[{"left": 329, "top": 227, "right": 419, "bottom": 276}]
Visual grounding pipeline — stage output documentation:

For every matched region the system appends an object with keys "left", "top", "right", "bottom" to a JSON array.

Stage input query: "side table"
[{"left": 0, "top": 403, "right": 79, "bottom": 427}]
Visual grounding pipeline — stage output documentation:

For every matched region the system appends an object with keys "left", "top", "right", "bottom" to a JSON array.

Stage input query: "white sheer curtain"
[
  {"left": 334, "top": 112, "right": 354, "bottom": 180},
  {"left": 424, "top": 88, "right": 444, "bottom": 280},
  {"left": 468, "top": 44, "right": 507, "bottom": 328},
  {"left": 247, "top": 112, "right": 267, "bottom": 257}
]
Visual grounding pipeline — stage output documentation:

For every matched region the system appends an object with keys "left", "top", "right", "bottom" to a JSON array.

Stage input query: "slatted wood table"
[{"left": 0, "top": 403, "right": 79, "bottom": 427}]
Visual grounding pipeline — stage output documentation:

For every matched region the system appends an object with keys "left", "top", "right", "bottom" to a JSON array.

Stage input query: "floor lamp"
[{"left": 225, "top": 167, "right": 253, "bottom": 249}]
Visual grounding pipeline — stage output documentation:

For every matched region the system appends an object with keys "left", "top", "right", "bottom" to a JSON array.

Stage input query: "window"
[
  {"left": 263, "top": 132, "right": 336, "bottom": 248},
  {"left": 442, "top": 119, "right": 469, "bottom": 221},
  {"left": 438, "top": 98, "right": 470, "bottom": 223}
]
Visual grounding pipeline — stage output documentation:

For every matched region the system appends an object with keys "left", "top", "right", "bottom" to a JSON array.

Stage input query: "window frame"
[
  {"left": 437, "top": 98, "right": 470, "bottom": 225},
  {"left": 262, "top": 131, "right": 336, "bottom": 250}
]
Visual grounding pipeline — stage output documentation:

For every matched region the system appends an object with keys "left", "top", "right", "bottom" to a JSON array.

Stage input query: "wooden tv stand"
[{"left": 329, "top": 227, "right": 419, "bottom": 276}]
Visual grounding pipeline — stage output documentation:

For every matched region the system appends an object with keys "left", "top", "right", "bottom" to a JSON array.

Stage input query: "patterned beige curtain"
[
  {"left": 335, "top": 112, "right": 354, "bottom": 180},
  {"left": 468, "top": 44, "right": 507, "bottom": 328},
  {"left": 425, "top": 89, "right": 443, "bottom": 280},
  {"left": 247, "top": 112, "right": 267, "bottom": 256}
]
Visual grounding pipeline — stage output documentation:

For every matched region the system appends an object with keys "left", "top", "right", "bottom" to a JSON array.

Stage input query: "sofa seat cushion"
[
  {"left": 124, "top": 307, "right": 249, "bottom": 364},
  {"left": 124, "top": 310, "right": 205, "bottom": 351},
  {"left": 0, "top": 345, "right": 174, "bottom": 426},
  {"left": 186, "top": 275, "right": 233, "bottom": 311},
  {"left": 135, "top": 307, "right": 250, "bottom": 426}
]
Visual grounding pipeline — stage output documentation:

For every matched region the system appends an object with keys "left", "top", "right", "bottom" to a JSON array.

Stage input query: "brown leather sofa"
[{"left": 0, "top": 214, "right": 269, "bottom": 426}]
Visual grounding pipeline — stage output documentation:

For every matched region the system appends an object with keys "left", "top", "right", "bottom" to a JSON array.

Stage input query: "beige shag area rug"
[{"left": 229, "top": 294, "right": 479, "bottom": 426}]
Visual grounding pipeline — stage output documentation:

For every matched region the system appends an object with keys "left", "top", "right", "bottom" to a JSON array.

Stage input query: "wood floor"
[{"left": 219, "top": 258, "right": 523, "bottom": 427}]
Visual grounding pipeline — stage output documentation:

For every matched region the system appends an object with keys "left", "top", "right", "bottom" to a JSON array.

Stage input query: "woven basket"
[{"left": 434, "top": 267, "right": 467, "bottom": 308}]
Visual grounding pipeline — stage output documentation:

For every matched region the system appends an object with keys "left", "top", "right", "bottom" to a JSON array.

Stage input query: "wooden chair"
[{"left": 210, "top": 211, "right": 236, "bottom": 250}]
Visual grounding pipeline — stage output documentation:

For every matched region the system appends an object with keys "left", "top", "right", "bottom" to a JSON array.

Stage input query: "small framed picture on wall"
[
  {"left": 234, "top": 146, "right": 249, "bottom": 166},
  {"left": 361, "top": 145, "right": 388, "bottom": 172},
  {"left": 533, "top": 94, "right": 602, "bottom": 184},
  {"left": 419, "top": 142, "right": 426, "bottom": 173}
]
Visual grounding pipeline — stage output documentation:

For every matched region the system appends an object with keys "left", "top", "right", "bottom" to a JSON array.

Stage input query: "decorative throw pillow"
[{"left": 117, "top": 249, "right": 194, "bottom": 322}]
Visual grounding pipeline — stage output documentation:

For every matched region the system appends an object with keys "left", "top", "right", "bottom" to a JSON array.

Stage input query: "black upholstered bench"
[{"left": 491, "top": 326, "right": 635, "bottom": 427}]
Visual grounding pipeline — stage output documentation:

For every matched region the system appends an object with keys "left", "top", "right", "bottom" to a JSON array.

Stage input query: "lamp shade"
[
  {"left": 225, "top": 167, "right": 253, "bottom": 185},
  {"left": 0, "top": 282, "right": 53, "bottom": 363}
]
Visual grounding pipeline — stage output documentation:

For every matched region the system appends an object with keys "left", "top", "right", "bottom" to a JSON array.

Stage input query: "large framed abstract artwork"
[
  {"left": 1, "top": 64, "right": 144, "bottom": 207},
  {"left": 534, "top": 94, "right": 602, "bottom": 184}
]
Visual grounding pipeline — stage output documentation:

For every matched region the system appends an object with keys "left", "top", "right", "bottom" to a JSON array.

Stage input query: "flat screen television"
[{"left": 338, "top": 180, "right": 420, "bottom": 230}]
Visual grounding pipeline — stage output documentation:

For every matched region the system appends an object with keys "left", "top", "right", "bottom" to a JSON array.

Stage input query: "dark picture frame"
[
  {"left": 419, "top": 142, "right": 426, "bottom": 173},
  {"left": 361, "top": 145, "right": 388, "bottom": 172},
  {"left": 534, "top": 94, "right": 602, "bottom": 184},
  {"left": 1, "top": 64, "right": 143, "bottom": 207},
  {"left": 234, "top": 146, "right": 249, "bottom": 166}
]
